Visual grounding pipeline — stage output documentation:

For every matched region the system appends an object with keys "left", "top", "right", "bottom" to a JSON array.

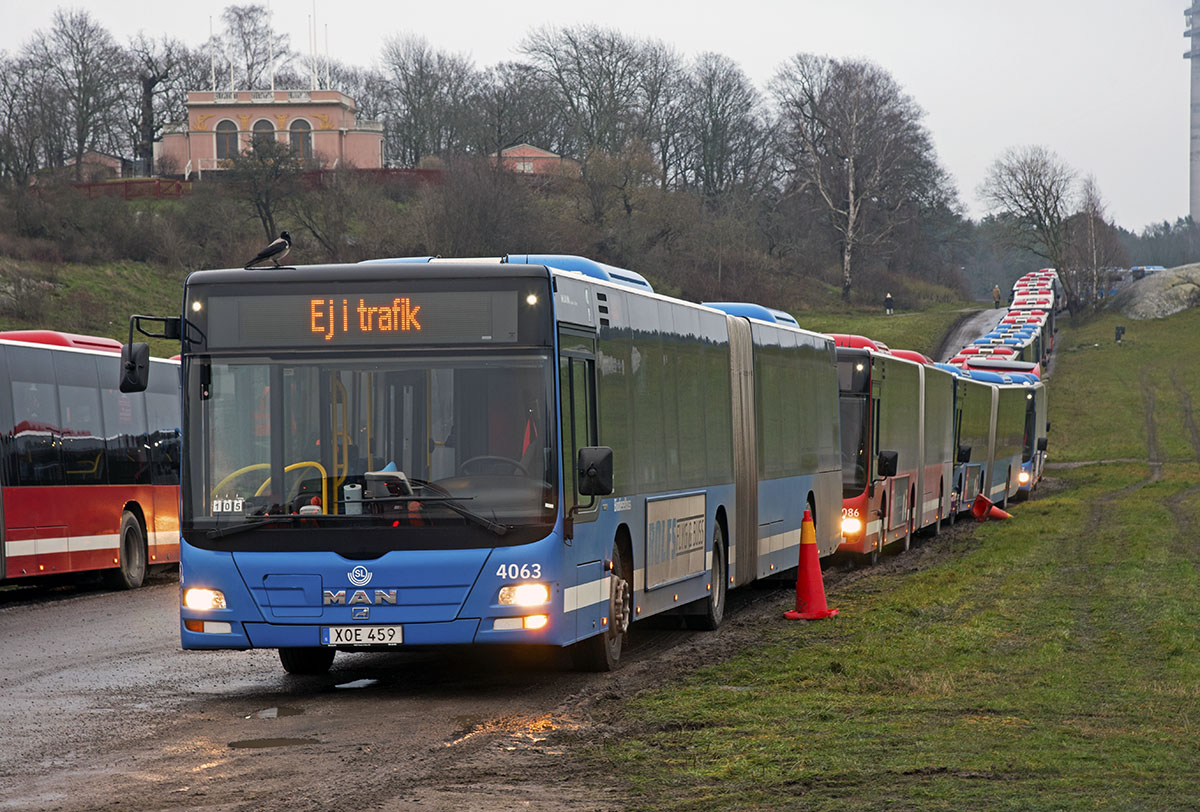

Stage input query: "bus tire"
[
  {"left": 106, "top": 511, "right": 147, "bottom": 590},
  {"left": 279, "top": 647, "right": 336, "bottom": 675},
  {"left": 571, "top": 542, "right": 632, "bottom": 672},
  {"left": 684, "top": 524, "right": 727, "bottom": 631}
]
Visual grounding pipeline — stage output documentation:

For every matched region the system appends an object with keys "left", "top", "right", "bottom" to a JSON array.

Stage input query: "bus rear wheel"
[
  {"left": 279, "top": 647, "right": 336, "bottom": 675},
  {"left": 106, "top": 512, "right": 146, "bottom": 590},
  {"left": 571, "top": 543, "right": 631, "bottom": 672},
  {"left": 684, "top": 524, "right": 726, "bottom": 631}
]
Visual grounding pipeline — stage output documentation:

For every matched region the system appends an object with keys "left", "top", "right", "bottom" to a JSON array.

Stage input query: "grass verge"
[
  {"left": 799, "top": 303, "right": 976, "bottom": 358},
  {"left": 0, "top": 258, "right": 187, "bottom": 357},
  {"left": 591, "top": 310, "right": 1200, "bottom": 811}
]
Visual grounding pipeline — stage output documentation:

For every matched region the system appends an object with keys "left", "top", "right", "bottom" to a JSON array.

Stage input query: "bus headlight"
[
  {"left": 1018, "top": 471, "right": 1031, "bottom": 485},
  {"left": 498, "top": 583, "right": 550, "bottom": 606},
  {"left": 183, "top": 588, "right": 227, "bottom": 611},
  {"left": 841, "top": 516, "right": 863, "bottom": 535}
]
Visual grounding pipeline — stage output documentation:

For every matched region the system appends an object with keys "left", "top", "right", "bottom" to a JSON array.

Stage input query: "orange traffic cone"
[
  {"left": 784, "top": 509, "right": 838, "bottom": 620},
  {"left": 971, "top": 494, "right": 1012, "bottom": 522}
]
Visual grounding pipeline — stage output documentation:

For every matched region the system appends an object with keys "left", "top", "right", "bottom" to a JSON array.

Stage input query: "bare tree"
[
  {"left": 1065, "top": 175, "right": 1125, "bottom": 308},
  {"left": 380, "top": 35, "right": 477, "bottom": 166},
  {"left": 771, "top": 54, "right": 947, "bottom": 299},
  {"left": 978, "top": 145, "right": 1077, "bottom": 306},
  {"left": 31, "top": 9, "right": 128, "bottom": 180},
  {"left": 520, "top": 25, "right": 645, "bottom": 157},
  {"left": 325, "top": 60, "right": 390, "bottom": 122},
  {"left": 633, "top": 40, "right": 688, "bottom": 187},
  {"left": 683, "top": 53, "right": 774, "bottom": 200},
  {"left": 127, "top": 35, "right": 192, "bottom": 176},
  {"left": 467, "top": 61, "right": 566, "bottom": 159},
  {"left": 219, "top": 4, "right": 293, "bottom": 90},
  {"left": 227, "top": 136, "right": 301, "bottom": 240},
  {"left": 0, "top": 51, "right": 68, "bottom": 186}
]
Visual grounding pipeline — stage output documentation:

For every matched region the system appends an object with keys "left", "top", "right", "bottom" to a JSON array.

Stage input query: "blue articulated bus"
[{"left": 123, "top": 255, "right": 841, "bottom": 674}]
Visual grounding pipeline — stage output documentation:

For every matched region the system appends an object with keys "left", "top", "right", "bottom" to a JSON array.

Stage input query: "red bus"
[{"left": 0, "top": 331, "right": 179, "bottom": 588}]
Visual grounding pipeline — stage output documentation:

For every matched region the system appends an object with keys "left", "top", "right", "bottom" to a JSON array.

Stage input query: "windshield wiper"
[
  {"left": 207, "top": 515, "right": 300, "bottom": 539},
  {"left": 425, "top": 497, "right": 509, "bottom": 537},
  {"left": 366, "top": 495, "right": 510, "bottom": 537}
]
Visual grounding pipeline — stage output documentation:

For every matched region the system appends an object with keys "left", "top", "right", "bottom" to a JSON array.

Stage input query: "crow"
[{"left": 245, "top": 231, "right": 291, "bottom": 268}]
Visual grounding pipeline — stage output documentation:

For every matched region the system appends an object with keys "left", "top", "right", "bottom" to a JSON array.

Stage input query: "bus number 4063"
[{"left": 497, "top": 563, "right": 542, "bottom": 579}]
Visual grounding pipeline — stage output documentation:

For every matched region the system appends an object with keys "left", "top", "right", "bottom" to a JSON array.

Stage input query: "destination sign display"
[{"left": 204, "top": 290, "right": 520, "bottom": 348}]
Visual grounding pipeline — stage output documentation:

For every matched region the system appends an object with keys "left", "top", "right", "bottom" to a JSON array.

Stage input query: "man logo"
[
  {"left": 348, "top": 566, "right": 372, "bottom": 586},
  {"left": 352, "top": 607, "right": 370, "bottom": 620}
]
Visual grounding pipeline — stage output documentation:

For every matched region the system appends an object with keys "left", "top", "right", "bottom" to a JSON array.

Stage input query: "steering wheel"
[{"left": 456, "top": 456, "right": 529, "bottom": 476}]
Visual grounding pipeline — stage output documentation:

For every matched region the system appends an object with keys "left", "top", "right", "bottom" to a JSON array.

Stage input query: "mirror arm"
[{"left": 564, "top": 494, "right": 597, "bottom": 541}]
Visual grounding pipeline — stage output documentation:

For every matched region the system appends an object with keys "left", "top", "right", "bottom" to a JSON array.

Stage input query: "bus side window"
[
  {"left": 99, "top": 355, "right": 149, "bottom": 486},
  {"left": 8, "top": 346, "right": 62, "bottom": 487},
  {"left": 55, "top": 352, "right": 106, "bottom": 485}
]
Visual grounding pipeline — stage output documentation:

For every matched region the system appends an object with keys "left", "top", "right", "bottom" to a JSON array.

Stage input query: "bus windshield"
[
  {"left": 183, "top": 349, "right": 557, "bottom": 549},
  {"left": 840, "top": 395, "right": 869, "bottom": 497}
]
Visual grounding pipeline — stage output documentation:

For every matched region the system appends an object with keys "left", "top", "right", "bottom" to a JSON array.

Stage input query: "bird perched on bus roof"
[{"left": 244, "top": 231, "right": 291, "bottom": 269}]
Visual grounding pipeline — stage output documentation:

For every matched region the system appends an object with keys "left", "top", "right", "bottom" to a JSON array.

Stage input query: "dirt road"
[{"left": 933, "top": 306, "right": 1005, "bottom": 361}]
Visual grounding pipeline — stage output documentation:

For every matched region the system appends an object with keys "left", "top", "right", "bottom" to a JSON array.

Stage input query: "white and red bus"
[{"left": 0, "top": 330, "right": 179, "bottom": 588}]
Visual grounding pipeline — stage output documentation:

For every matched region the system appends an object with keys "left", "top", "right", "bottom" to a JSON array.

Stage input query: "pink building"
[
  {"left": 493, "top": 144, "right": 580, "bottom": 178},
  {"left": 156, "top": 89, "right": 384, "bottom": 177},
  {"left": 64, "top": 150, "right": 132, "bottom": 180}
]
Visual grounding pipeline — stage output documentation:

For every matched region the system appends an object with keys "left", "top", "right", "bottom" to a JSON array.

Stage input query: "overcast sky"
[{"left": 2, "top": 0, "right": 1190, "bottom": 232}]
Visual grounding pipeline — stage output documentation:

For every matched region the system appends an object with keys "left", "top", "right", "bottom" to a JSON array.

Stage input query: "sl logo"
[{"left": 348, "top": 566, "right": 372, "bottom": 587}]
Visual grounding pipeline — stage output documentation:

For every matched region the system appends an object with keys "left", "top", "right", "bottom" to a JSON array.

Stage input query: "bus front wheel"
[
  {"left": 571, "top": 543, "right": 631, "bottom": 672},
  {"left": 106, "top": 511, "right": 146, "bottom": 590},
  {"left": 279, "top": 647, "right": 336, "bottom": 675}
]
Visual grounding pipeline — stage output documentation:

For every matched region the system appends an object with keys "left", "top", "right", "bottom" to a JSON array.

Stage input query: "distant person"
[
  {"left": 992, "top": 284, "right": 1002, "bottom": 309},
  {"left": 884, "top": 292, "right": 894, "bottom": 316}
]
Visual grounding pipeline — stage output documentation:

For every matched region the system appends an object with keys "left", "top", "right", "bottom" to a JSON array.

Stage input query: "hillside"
[{"left": 0, "top": 258, "right": 188, "bottom": 356}]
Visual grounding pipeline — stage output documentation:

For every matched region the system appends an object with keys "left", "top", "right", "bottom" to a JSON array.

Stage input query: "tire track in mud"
[
  {"left": 1142, "top": 368, "right": 1165, "bottom": 483},
  {"left": 1166, "top": 367, "right": 1200, "bottom": 559},
  {"left": 1083, "top": 368, "right": 1162, "bottom": 541},
  {"left": 1063, "top": 372, "right": 1165, "bottom": 654}
]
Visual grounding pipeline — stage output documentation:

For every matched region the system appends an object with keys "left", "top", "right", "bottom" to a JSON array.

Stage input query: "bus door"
[
  {"left": 870, "top": 368, "right": 889, "bottom": 532},
  {"left": 558, "top": 329, "right": 601, "bottom": 636},
  {"left": 559, "top": 330, "right": 598, "bottom": 537}
]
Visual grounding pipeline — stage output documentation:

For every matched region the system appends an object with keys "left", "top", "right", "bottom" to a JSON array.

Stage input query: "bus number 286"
[{"left": 497, "top": 563, "right": 542, "bottom": 579}]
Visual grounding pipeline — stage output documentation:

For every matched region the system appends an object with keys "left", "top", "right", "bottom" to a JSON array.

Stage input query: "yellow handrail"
[{"left": 211, "top": 461, "right": 329, "bottom": 514}]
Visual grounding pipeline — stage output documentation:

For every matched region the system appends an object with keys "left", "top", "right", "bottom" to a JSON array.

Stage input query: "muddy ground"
[{"left": 0, "top": 505, "right": 1026, "bottom": 812}]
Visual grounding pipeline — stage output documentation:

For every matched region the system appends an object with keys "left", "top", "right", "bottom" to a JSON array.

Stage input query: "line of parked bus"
[
  {"left": 831, "top": 267, "right": 1055, "bottom": 566},
  {"left": 10, "top": 255, "right": 1054, "bottom": 676}
]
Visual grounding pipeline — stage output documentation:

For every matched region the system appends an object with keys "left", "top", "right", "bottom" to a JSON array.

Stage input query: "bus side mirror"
[
  {"left": 1037, "top": 437, "right": 1048, "bottom": 451},
  {"left": 119, "top": 343, "right": 150, "bottom": 393},
  {"left": 1045, "top": 421, "right": 1051, "bottom": 433},
  {"left": 957, "top": 444, "right": 972, "bottom": 464},
  {"left": 876, "top": 450, "right": 898, "bottom": 479},
  {"left": 578, "top": 446, "right": 614, "bottom": 496}
]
